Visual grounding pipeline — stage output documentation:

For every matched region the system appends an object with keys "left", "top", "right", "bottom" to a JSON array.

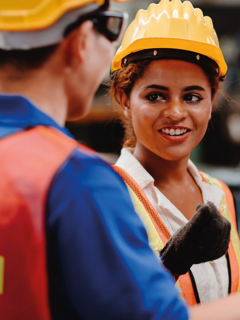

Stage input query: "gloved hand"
[{"left": 160, "top": 201, "right": 231, "bottom": 277}]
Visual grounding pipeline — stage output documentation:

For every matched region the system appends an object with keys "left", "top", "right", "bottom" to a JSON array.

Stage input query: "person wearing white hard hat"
[{"left": 111, "top": 0, "right": 240, "bottom": 307}]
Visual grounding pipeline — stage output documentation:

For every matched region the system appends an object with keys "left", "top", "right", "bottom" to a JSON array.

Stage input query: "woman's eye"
[
  {"left": 146, "top": 93, "right": 166, "bottom": 102},
  {"left": 184, "top": 93, "right": 203, "bottom": 103}
]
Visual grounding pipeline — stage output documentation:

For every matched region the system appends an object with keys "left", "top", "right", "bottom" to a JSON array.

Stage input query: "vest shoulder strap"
[
  {"left": 199, "top": 171, "right": 237, "bottom": 230},
  {"left": 199, "top": 171, "right": 240, "bottom": 293},
  {"left": 113, "top": 165, "right": 171, "bottom": 243}
]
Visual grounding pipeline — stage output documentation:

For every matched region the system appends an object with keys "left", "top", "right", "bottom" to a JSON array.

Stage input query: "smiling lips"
[
  {"left": 161, "top": 128, "right": 188, "bottom": 136},
  {"left": 158, "top": 127, "right": 191, "bottom": 142}
]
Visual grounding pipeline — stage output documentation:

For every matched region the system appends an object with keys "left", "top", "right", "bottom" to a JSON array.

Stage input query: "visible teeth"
[{"left": 161, "top": 128, "right": 187, "bottom": 136}]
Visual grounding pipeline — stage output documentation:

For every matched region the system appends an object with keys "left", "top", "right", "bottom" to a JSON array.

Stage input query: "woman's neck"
[
  {"left": 133, "top": 143, "right": 203, "bottom": 220},
  {"left": 133, "top": 144, "right": 190, "bottom": 186}
]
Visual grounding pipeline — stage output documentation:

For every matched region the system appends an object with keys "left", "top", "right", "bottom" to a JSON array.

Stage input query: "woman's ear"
[
  {"left": 209, "top": 101, "right": 214, "bottom": 120},
  {"left": 210, "top": 92, "right": 218, "bottom": 120},
  {"left": 118, "top": 89, "right": 131, "bottom": 119}
]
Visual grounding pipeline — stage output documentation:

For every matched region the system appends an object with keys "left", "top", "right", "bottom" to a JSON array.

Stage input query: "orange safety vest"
[
  {"left": 0, "top": 126, "right": 79, "bottom": 320},
  {"left": 113, "top": 165, "right": 240, "bottom": 306}
]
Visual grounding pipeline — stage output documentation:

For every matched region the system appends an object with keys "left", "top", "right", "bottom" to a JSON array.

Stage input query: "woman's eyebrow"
[
  {"left": 144, "top": 85, "right": 169, "bottom": 91},
  {"left": 183, "top": 86, "right": 205, "bottom": 92}
]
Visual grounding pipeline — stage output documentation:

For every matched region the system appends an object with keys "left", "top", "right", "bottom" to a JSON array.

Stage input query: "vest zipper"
[
  {"left": 226, "top": 252, "right": 232, "bottom": 294},
  {"left": 189, "top": 269, "right": 201, "bottom": 304}
]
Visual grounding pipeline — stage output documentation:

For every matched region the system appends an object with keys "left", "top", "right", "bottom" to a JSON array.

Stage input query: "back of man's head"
[
  {"left": 0, "top": 0, "right": 109, "bottom": 69},
  {"left": 0, "top": 0, "right": 130, "bottom": 68},
  {"left": 0, "top": 0, "right": 129, "bottom": 123}
]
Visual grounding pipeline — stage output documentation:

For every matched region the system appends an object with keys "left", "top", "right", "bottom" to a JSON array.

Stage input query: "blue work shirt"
[{"left": 0, "top": 95, "right": 189, "bottom": 320}]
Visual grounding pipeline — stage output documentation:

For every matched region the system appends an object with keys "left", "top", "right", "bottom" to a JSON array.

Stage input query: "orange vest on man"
[{"left": 0, "top": 126, "right": 77, "bottom": 319}]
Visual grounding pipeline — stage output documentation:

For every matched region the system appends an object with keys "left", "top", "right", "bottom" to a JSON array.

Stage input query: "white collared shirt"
[{"left": 116, "top": 147, "right": 229, "bottom": 303}]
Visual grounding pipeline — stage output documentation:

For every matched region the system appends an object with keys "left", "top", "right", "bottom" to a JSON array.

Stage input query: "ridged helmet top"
[
  {"left": 121, "top": 0, "right": 219, "bottom": 50},
  {"left": 0, "top": 0, "right": 128, "bottom": 31},
  {"left": 111, "top": 0, "right": 227, "bottom": 78}
]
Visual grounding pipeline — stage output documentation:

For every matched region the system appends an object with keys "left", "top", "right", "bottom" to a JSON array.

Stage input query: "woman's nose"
[{"left": 162, "top": 101, "right": 188, "bottom": 121}]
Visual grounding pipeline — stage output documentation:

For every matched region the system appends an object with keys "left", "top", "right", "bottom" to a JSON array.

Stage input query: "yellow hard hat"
[
  {"left": 0, "top": 0, "right": 129, "bottom": 31},
  {"left": 111, "top": 0, "right": 227, "bottom": 80},
  {"left": 0, "top": 0, "right": 131, "bottom": 50}
]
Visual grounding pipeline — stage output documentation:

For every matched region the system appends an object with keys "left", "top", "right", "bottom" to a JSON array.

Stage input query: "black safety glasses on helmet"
[
  {"left": 92, "top": 11, "right": 128, "bottom": 42},
  {"left": 64, "top": 10, "right": 128, "bottom": 44}
]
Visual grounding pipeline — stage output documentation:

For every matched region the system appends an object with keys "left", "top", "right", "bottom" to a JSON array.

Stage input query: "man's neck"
[{"left": 0, "top": 64, "right": 67, "bottom": 127}]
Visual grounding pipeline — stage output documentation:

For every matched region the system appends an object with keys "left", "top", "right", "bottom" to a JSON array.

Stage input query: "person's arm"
[
  {"left": 190, "top": 292, "right": 240, "bottom": 320},
  {"left": 46, "top": 149, "right": 188, "bottom": 320}
]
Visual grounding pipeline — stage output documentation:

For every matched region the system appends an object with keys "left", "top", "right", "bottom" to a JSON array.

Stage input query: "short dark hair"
[{"left": 0, "top": 45, "right": 58, "bottom": 70}]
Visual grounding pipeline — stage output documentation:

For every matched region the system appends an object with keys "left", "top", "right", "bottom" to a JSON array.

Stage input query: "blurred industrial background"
[{"left": 66, "top": 0, "right": 240, "bottom": 232}]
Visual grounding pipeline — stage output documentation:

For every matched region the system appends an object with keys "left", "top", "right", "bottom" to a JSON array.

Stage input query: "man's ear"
[
  {"left": 65, "top": 20, "right": 95, "bottom": 67},
  {"left": 118, "top": 89, "right": 131, "bottom": 119}
]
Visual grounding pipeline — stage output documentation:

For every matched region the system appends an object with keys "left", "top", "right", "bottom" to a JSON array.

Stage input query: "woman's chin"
[{"left": 151, "top": 149, "right": 191, "bottom": 162}]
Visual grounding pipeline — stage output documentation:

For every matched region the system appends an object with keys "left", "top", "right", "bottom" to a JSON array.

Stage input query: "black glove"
[{"left": 160, "top": 201, "right": 231, "bottom": 277}]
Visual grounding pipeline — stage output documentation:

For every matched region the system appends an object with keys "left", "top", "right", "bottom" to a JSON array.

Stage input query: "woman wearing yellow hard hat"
[{"left": 111, "top": 0, "right": 240, "bottom": 306}]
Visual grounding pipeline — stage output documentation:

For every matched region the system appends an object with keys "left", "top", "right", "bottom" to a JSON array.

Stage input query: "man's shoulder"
[{"left": 51, "top": 144, "right": 127, "bottom": 193}]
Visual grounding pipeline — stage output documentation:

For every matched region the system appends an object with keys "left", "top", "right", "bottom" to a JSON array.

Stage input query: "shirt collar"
[
  {"left": 188, "top": 160, "right": 224, "bottom": 208},
  {"left": 116, "top": 148, "right": 224, "bottom": 210},
  {"left": 115, "top": 148, "right": 154, "bottom": 189},
  {"left": 0, "top": 95, "right": 73, "bottom": 138}
]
